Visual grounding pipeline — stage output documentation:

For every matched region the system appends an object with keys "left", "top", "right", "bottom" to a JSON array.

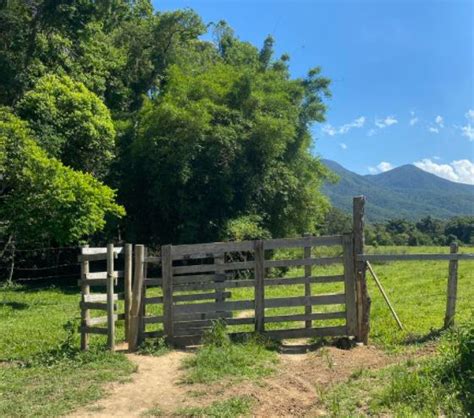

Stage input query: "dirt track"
[{"left": 69, "top": 343, "right": 399, "bottom": 417}]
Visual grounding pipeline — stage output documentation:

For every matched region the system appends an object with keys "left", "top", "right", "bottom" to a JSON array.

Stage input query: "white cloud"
[
  {"left": 414, "top": 159, "right": 474, "bottom": 185},
  {"left": 429, "top": 126, "right": 439, "bottom": 134},
  {"left": 340, "top": 143, "right": 347, "bottom": 150},
  {"left": 461, "top": 124, "right": 474, "bottom": 141},
  {"left": 368, "top": 161, "right": 394, "bottom": 174},
  {"left": 409, "top": 117, "right": 419, "bottom": 126},
  {"left": 375, "top": 116, "right": 398, "bottom": 128},
  {"left": 322, "top": 116, "right": 365, "bottom": 136},
  {"left": 435, "top": 115, "right": 444, "bottom": 128},
  {"left": 433, "top": 156, "right": 441, "bottom": 160},
  {"left": 465, "top": 109, "right": 474, "bottom": 121}
]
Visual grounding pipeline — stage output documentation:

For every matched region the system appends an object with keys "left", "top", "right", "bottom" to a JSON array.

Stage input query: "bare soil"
[{"left": 68, "top": 341, "right": 417, "bottom": 417}]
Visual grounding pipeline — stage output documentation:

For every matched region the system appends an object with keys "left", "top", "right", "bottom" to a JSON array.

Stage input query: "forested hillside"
[
  {"left": 0, "top": 0, "right": 333, "bottom": 249},
  {"left": 322, "top": 159, "right": 474, "bottom": 221}
]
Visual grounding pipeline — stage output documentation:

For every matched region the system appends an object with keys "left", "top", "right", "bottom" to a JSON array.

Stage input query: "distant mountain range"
[{"left": 322, "top": 159, "right": 474, "bottom": 222}]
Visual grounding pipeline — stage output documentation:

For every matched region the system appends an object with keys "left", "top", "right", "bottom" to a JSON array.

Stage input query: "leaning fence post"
[
  {"left": 106, "top": 243, "right": 115, "bottom": 351},
  {"left": 444, "top": 242, "right": 459, "bottom": 328},
  {"left": 162, "top": 244, "right": 174, "bottom": 343},
  {"left": 129, "top": 244, "right": 145, "bottom": 352},
  {"left": 353, "top": 196, "right": 370, "bottom": 344},
  {"left": 254, "top": 240, "right": 265, "bottom": 333},
  {"left": 124, "top": 243, "right": 133, "bottom": 342},
  {"left": 80, "top": 245, "right": 90, "bottom": 350}
]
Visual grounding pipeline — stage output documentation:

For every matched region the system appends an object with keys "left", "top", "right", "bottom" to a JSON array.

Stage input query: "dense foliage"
[
  {"left": 320, "top": 208, "right": 474, "bottom": 246},
  {"left": 0, "top": 0, "right": 332, "bottom": 250}
]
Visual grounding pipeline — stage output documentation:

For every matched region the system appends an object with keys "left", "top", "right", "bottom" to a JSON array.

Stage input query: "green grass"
[
  {"left": 0, "top": 281, "right": 134, "bottom": 417},
  {"left": 182, "top": 321, "right": 277, "bottom": 384},
  {"left": 174, "top": 396, "right": 253, "bottom": 418},
  {"left": 321, "top": 324, "right": 474, "bottom": 417}
]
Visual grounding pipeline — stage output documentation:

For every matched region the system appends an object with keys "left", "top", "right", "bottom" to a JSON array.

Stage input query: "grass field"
[{"left": 0, "top": 245, "right": 473, "bottom": 416}]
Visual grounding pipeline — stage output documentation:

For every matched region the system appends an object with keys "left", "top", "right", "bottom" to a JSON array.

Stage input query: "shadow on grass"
[
  {"left": 0, "top": 301, "right": 29, "bottom": 310},
  {"left": 279, "top": 337, "right": 356, "bottom": 354},
  {"left": 402, "top": 328, "right": 444, "bottom": 345}
]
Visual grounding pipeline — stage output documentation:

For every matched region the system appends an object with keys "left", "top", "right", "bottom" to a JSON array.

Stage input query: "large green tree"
[
  {"left": 0, "top": 109, "right": 124, "bottom": 245},
  {"left": 17, "top": 74, "right": 116, "bottom": 178},
  {"left": 123, "top": 30, "right": 331, "bottom": 244}
]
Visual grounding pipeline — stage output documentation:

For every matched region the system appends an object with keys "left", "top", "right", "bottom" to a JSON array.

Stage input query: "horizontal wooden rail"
[
  {"left": 357, "top": 253, "right": 474, "bottom": 262},
  {"left": 145, "top": 256, "right": 161, "bottom": 264},
  {"left": 174, "top": 299, "right": 255, "bottom": 314},
  {"left": 173, "top": 279, "right": 255, "bottom": 292},
  {"left": 172, "top": 240, "right": 255, "bottom": 257},
  {"left": 172, "top": 260, "right": 254, "bottom": 275},
  {"left": 265, "top": 311, "right": 346, "bottom": 323},
  {"left": 265, "top": 294, "right": 346, "bottom": 308},
  {"left": 83, "top": 293, "right": 124, "bottom": 303},
  {"left": 84, "top": 271, "right": 123, "bottom": 280},
  {"left": 264, "top": 275, "right": 344, "bottom": 286},
  {"left": 264, "top": 256, "right": 343, "bottom": 268}
]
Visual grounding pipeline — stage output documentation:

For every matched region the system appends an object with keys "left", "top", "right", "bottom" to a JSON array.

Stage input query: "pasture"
[{"left": 1, "top": 245, "right": 473, "bottom": 417}]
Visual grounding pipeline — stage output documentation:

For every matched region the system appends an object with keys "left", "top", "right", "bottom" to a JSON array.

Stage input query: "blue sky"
[{"left": 156, "top": 0, "right": 474, "bottom": 184}]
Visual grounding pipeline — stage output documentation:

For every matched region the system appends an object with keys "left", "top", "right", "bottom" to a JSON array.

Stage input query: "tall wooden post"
[
  {"left": 124, "top": 243, "right": 133, "bottom": 341},
  {"left": 353, "top": 196, "right": 370, "bottom": 344},
  {"left": 254, "top": 240, "right": 265, "bottom": 333},
  {"left": 129, "top": 244, "right": 145, "bottom": 352},
  {"left": 106, "top": 243, "right": 115, "bottom": 351},
  {"left": 162, "top": 245, "right": 174, "bottom": 343},
  {"left": 444, "top": 242, "right": 459, "bottom": 328},
  {"left": 343, "top": 233, "right": 358, "bottom": 336},
  {"left": 303, "top": 233, "right": 312, "bottom": 329},
  {"left": 80, "top": 245, "right": 90, "bottom": 350}
]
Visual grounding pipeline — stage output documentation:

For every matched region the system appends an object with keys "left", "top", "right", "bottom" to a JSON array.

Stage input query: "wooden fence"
[{"left": 128, "top": 234, "right": 357, "bottom": 348}]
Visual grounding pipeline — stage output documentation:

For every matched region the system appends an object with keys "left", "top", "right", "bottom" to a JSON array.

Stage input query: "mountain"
[{"left": 322, "top": 159, "right": 474, "bottom": 221}]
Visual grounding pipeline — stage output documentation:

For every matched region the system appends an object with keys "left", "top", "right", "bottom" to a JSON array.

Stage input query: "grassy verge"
[
  {"left": 174, "top": 396, "right": 253, "bottom": 418},
  {"left": 0, "top": 282, "right": 134, "bottom": 417},
  {"left": 182, "top": 321, "right": 277, "bottom": 384},
  {"left": 321, "top": 324, "right": 474, "bottom": 416}
]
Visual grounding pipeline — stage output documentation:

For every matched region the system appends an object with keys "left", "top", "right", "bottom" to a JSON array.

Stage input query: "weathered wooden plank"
[
  {"left": 81, "top": 247, "right": 124, "bottom": 255},
  {"left": 83, "top": 293, "right": 123, "bottom": 303},
  {"left": 173, "top": 279, "right": 255, "bottom": 292},
  {"left": 80, "top": 245, "right": 90, "bottom": 350},
  {"left": 78, "top": 279, "right": 109, "bottom": 286},
  {"left": 263, "top": 275, "right": 344, "bottom": 286},
  {"left": 343, "top": 233, "right": 358, "bottom": 336},
  {"left": 173, "top": 299, "right": 255, "bottom": 314},
  {"left": 145, "top": 278, "right": 163, "bottom": 286},
  {"left": 264, "top": 235, "right": 343, "bottom": 250},
  {"left": 106, "top": 244, "right": 115, "bottom": 351},
  {"left": 162, "top": 245, "right": 174, "bottom": 340},
  {"left": 124, "top": 244, "right": 132, "bottom": 342},
  {"left": 80, "top": 326, "right": 109, "bottom": 335},
  {"left": 265, "top": 311, "right": 346, "bottom": 323},
  {"left": 304, "top": 234, "right": 312, "bottom": 328},
  {"left": 128, "top": 244, "right": 145, "bottom": 351},
  {"left": 263, "top": 325, "right": 347, "bottom": 340},
  {"left": 84, "top": 271, "right": 123, "bottom": 280},
  {"left": 78, "top": 247, "right": 123, "bottom": 262},
  {"left": 143, "top": 315, "right": 164, "bottom": 324},
  {"left": 265, "top": 256, "right": 343, "bottom": 269},
  {"left": 174, "top": 292, "right": 231, "bottom": 302},
  {"left": 265, "top": 294, "right": 346, "bottom": 309},
  {"left": 87, "top": 313, "right": 125, "bottom": 326},
  {"left": 172, "top": 260, "right": 254, "bottom": 275},
  {"left": 358, "top": 253, "right": 474, "bottom": 262},
  {"left": 444, "top": 242, "right": 459, "bottom": 328},
  {"left": 80, "top": 301, "right": 117, "bottom": 311},
  {"left": 144, "top": 296, "right": 164, "bottom": 304},
  {"left": 254, "top": 240, "right": 265, "bottom": 332},
  {"left": 172, "top": 241, "right": 254, "bottom": 257},
  {"left": 174, "top": 317, "right": 255, "bottom": 328}
]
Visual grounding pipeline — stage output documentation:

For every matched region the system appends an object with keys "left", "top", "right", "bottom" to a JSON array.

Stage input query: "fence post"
[
  {"left": 444, "top": 242, "right": 459, "bottom": 328},
  {"left": 303, "top": 233, "right": 312, "bottom": 329},
  {"left": 162, "top": 244, "right": 174, "bottom": 343},
  {"left": 254, "top": 240, "right": 265, "bottom": 333},
  {"left": 343, "top": 233, "right": 358, "bottom": 336},
  {"left": 353, "top": 196, "right": 370, "bottom": 344},
  {"left": 106, "top": 243, "right": 115, "bottom": 351},
  {"left": 129, "top": 244, "right": 144, "bottom": 352},
  {"left": 124, "top": 243, "right": 133, "bottom": 342},
  {"left": 80, "top": 245, "right": 90, "bottom": 350}
]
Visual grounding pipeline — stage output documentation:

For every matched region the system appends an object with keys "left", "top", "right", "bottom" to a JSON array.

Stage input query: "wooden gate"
[{"left": 131, "top": 234, "right": 357, "bottom": 347}]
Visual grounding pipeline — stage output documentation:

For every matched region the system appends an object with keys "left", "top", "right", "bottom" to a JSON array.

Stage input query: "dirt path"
[{"left": 68, "top": 343, "right": 405, "bottom": 417}]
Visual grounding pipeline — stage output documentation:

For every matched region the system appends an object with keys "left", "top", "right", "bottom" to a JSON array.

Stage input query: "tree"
[
  {"left": 123, "top": 33, "right": 331, "bottom": 244},
  {"left": 0, "top": 109, "right": 124, "bottom": 245},
  {"left": 17, "top": 74, "right": 116, "bottom": 178}
]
